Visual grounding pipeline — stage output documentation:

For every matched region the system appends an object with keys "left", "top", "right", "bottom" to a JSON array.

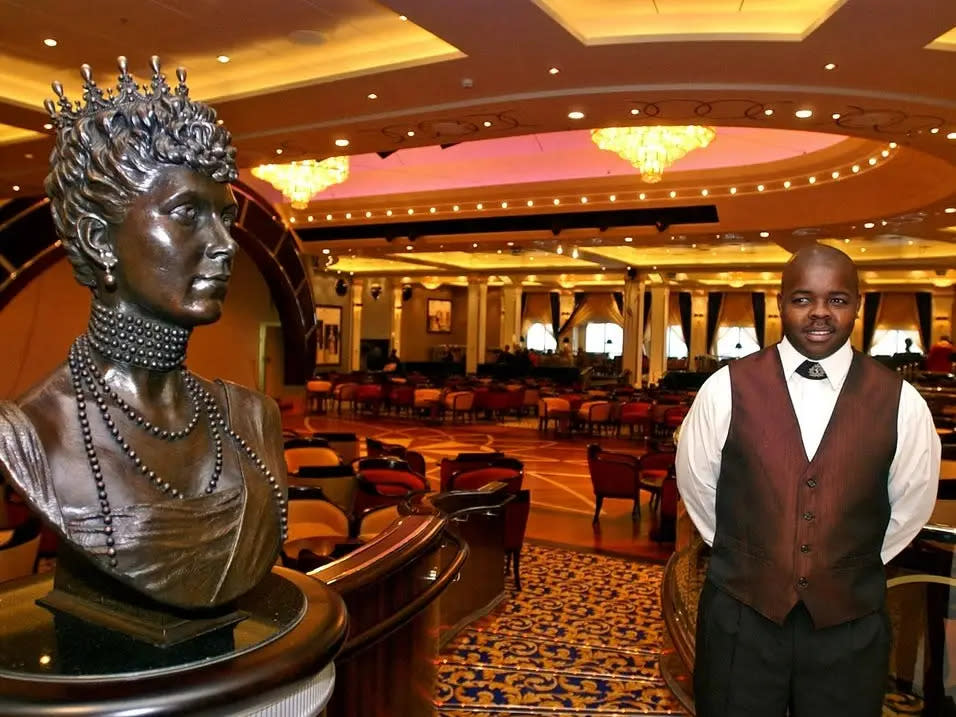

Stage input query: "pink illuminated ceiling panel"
[{"left": 242, "top": 127, "right": 846, "bottom": 203}]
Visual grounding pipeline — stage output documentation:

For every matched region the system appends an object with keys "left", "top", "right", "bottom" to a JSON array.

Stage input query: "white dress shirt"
[{"left": 675, "top": 337, "right": 941, "bottom": 564}]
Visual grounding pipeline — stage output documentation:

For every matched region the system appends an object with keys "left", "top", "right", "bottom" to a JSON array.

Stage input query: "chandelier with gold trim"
[
  {"left": 251, "top": 157, "right": 350, "bottom": 209},
  {"left": 590, "top": 126, "right": 716, "bottom": 183}
]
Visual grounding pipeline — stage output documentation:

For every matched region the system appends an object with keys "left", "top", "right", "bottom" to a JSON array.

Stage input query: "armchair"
[{"left": 586, "top": 444, "right": 641, "bottom": 525}]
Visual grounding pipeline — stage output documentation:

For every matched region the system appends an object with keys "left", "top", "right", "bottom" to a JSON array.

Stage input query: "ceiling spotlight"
[
  {"left": 483, "top": 121, "right": 492, "bottom": 127},
  {"left": 553, "top": 198, "right": 560, "bottom": 205},
  {"left": 863, "top": 222, "right": 875, "bottom": 228},
  {"left": 930, "top": 127, "right": 940, "bottom": 134},
  {"left": 824, "top": 62, "right": 837, "bottom": 70},
  {"left": 217, "top": 55, "right": 230, "bottom": 64},
  {"left": 307, "top": 215, "right": 314, "bottom": 221},
  {"left": 701, "top": 189, "right": 709, "bottom": 196},
  {"left": 507, "top": 241, "right": 515, "bottom": 246},
  {"left": 399, "top": 14, "right": 408, "bottom": 21},
  {"left": 365, "top": 211, "right": 372, "bottom": 218},
  {"left": 430, "top": 207, "right": 437, "bottom": 213},
  {"left": 783, "top": 180, "right": 792, "bottom": 188},
  {"left": 795, "top": 109, "right": 813, "bottom": 119},
  {"left": 757, "top": 184, "right": 765, "bottom": 192},
  {"left": 548, "top": 67, "right": 560, "bottom": 75},
  {"left": 729, "top": 187, "right": 737, "bottom": 194},
  {"left": 477, "top": 203, "right": 483, "bottom": 209},
  {"left": 831, "top": 171, "right": 840, "bottom": 179},
  {"left": 571, "top": 248, "right": 579, "bottom": 258},
  {"left": 808, "top": 176, "right": 817, "bottom": 184},
  {"left": 386, "top": 209, "right": 393, "bottom": 216},
  {"left": 832, "top": 113, "right": 841, "bottom": 120},
  {"left": 527, "top": 200, "right": 534, "bottom": 207},
  {"left": 948, "top": 132, "right": 956, "bottom": 140},
  {"left": 868, "top": 157, "right": 877, "bottom": 165},
  {"left": 326, "top": 214, "right": 333, "bottom": 220},
  {"left": 407, "top": 130, "right": 415, "bottom": 137},
  {"left": 852, "top": 165, "right": 860, "bottom": 173},
  {"left": 630, "top": 109, "right": 640, "bottom": 116},
  {"left": 367, "top": 92, "right": 378, "bottom": 100},
  {"left": 759, "top": 231, "right": 770, "bottom": 238},
  {"left": 452, "top": 205, "right": 459, "bottom": 211},
  {"left": 624, "top": 236, "right": 633, "bottom": 243},
  {"left": 472, "top": 242, "right": 479, "bottom": 248},
  {"left": 944, "top": 207, "right": 956, "bottom": 214},
  {"left": 568, "top": 111, "right": 585, "bottom": 120},
  {"left": 43, "top": 123, "right": 53, "bottom": 130},
  {"left": 275, "top": 148, "right": 283, "bottom": 155},
  {"left": 12, "top": 185, "right": 20, "bottom": 192},
  {"left": 407, "top": 208, "right": 414, "bottom": 214},
  {"left": 639, "top": 193, "right": 646, "bottom": 200},
  {"left": 406, "top": 244, "right": 414, "bottom": 251},
  {"left": 501, "top": 201, "right": 508, "bottom": 208},
  {"left": 43, "top": 38, "right": 57, "bottom": 47},
  {"left": 764, "top": 108, "right": 774, "bottom": 116},
  {"left": 609, "top": 194, "right": 616, "bottom": 202},
  {"left": 345, "top": 212, "right": 352, "bottom": 219},
  {"left": 580, "top": 196, "right": 588, "bottom": 203},
  {"left": 322, "top": 248, "right": 331, "bottom": 255},
  {"left": 334, "top": 138, "right": 349, "bottom": 147},
  {"left": 556, "top": 245, "right": 563, "bottom": 254},
  {"left": 889, "top": 142, "right": 898, "bottom": 149}
]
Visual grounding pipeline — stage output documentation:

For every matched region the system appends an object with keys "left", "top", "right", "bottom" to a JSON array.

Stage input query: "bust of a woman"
[{"left": 0, "top": 57, "right": 287, "bottom": 610}]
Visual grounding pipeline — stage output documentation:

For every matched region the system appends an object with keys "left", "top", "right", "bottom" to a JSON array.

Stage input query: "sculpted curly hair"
[{"left": 44, "top": 69, "right": 237, "bottom": 288}]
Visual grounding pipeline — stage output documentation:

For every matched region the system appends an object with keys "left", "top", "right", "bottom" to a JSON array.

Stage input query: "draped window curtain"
[
  {"left": 642, "top": 291, "right": 652, "bottom": 355},
  {"left": 871, "top": 292, "right": 921, "bottom": 352},
  {"left": 711, "top": 292, "right": 758, "bottom": 353},
  {"left": 558, "top": 292, "right": 625, "bottom": 340},
  {"left": 916, "top": 292, "right": 932, "bottom": 350},
  {"left": 614, "top": 292, "right": 623, "bottom": 314},
  {"left": 706, "top": 293, "right": 723, "bottom": 355},
  {"left": 752, "top": 292, "right": 766, "bottom": 348},
  {"left": 678, "top": 292, "right": 692, "bottom": 346},
  {"left": 862, "top": 292, "right": 881, "bottom": 353},
  {"left": 549, "top": 292, "right": 561, "bottom": 338},
  {"left": 521, "top": 293, "right": 554, "bottom": 338}
]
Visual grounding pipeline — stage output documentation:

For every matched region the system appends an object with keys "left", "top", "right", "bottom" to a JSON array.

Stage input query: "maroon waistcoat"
[{"left": 708, "top": 346, "right": 901, "bottom": 628}]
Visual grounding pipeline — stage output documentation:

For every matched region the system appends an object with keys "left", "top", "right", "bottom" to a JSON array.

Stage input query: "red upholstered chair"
[
  {"left": 354, "top": 458, "right": 429, "bottom": 519},
  {"left": 619, "top": 401, "right": 653, "bottom": 440},
  {"left": 332, "top": 382, "right": 358, "bottom": 414},
  {"left": 637, "top": 451, "right": 676, "bottom": 511},
  {"left": 438, "top": 452, "right": 505, "bottom": 491},
  {"left": 448, "top": 464, "right": 523, "bottom": 492},
  {"left": 586, "top": 443, "right": 641, "bottom": 525},
  {"left": 388, "top": 384, "right": 415, "bottom": 417},
  {"left": 504, "top": 490, "right": 531, "bottom": 591},
  {"left": 404, "top": 450, "right": 427, "bottom": 478},
  {"left": 355, "top": 384, "right": 384, "bottom": 416},
  {"left": 575, "top": 400, "right": 612, "bottom": 435},
  {"left": 366, "top": 437, "right": 406, "bottom": 459},
  {"left": 442, "top": 390, "right": 475, "bottom": 423}
]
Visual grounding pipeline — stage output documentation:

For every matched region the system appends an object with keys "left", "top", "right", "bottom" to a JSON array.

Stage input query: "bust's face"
[{"left": 108, "top": 165, "right": 239, "bottom": 327}]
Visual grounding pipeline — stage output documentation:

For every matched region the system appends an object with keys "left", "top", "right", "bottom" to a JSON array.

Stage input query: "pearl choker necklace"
[{"left": 87, "top": 302, "right": 190, "bottom": 371}]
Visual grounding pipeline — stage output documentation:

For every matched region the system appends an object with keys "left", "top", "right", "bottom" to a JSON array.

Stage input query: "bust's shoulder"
[
  {"left": 16, "top": 363, "right": 74, "bottom": 424},
  {"left": 192, "top": 375, "right": 281, "bottom": 423}
]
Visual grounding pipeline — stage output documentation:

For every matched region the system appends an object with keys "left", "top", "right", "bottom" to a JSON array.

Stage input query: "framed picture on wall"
[
  {"left": 427, "top": 298, "right": 452, "bottom": 333},
  {"left": 315, "top": 305, "right": 342, "bottom": 366}
]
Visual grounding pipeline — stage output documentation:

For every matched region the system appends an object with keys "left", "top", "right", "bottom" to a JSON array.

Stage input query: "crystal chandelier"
[
  {"left": 251, "top": 157, "right": 350, "bottom": 209},
  {"left": 590, "top": 126, "right": 716, "bottom": 183}
]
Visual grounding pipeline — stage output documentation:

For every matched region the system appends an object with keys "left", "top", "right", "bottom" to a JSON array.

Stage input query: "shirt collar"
[{"left": 777, "top": 336, "right": 853, "bottom": 391}]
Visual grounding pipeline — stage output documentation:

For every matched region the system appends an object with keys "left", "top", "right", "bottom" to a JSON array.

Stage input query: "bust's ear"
[{"left": 75, "top": 214, "right": 115, "bottom": 270}]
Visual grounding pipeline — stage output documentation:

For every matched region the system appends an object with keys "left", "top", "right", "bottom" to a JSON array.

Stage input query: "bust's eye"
[
  {"left": 221, "top": 209, "right": 237, "bottom": 228},
  {"left": 170, "top": 204, "right": 198, "bottom": 225}
]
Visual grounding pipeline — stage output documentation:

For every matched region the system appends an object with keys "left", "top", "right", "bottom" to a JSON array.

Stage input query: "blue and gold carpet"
[{"left": 435, "top": 544, "right": 686, "bottom": 715}]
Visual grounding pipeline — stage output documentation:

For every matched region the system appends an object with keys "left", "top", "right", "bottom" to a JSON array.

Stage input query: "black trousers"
[{"left": 693, "top": 580, "right": 890, "bottom": 717}]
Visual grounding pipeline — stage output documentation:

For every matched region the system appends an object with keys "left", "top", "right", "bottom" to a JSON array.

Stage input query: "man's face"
[{"left": 777, "top": 260, "right": 860, "bottom": 360}]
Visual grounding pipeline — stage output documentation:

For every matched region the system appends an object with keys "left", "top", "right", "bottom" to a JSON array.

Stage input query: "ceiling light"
[
  {"left": 831, "top": 171, "right": 840, "bottom": 179},
  {"left": 399, "top": 14, "right": 408, "bottom": 21},
  {"left": 868, "top": 157, "right": 877, "bottom": 165},
  {"left": 483, "top": 121, "right": 492, "bottom": 127},
  {"left": 430, "top": 207, "right": 437, "bottom": 213},
  {"left": 930, "top": 127, "right": 940, "bottom": 134},
  {"left": 639, "top": 193, "right": 646, "bottom": 200},
  {"left": 367, "top": 93, "right": 378, "bottom": 100},
  {"left": 571, "top": 248, "right": 579, "bottom": 258},
  {"left": 507, "top": 241, "right": 515, "bottom": 247},
  {"left": 501, "top": 201, "right": 508, "bottom": 208},
  {"left": 609, "top": 194, "right": 616, "bottom": 202},
  {"left": 624, "top": 236, "right": 633, "bottom": 243},
  {"left": 548, "top": 67, "right": 560, "bottom": 75},
  {"left": 580, "top": 196, "right": 588, "bottom": 203},
  {"left": 275, "top": 148, "right": 283, "bottom": 155},
  {"left": 844, "top": 238, "right": 850, "bottom": 243},
  {"left": 824, "top": 62, "right": 837, "bottom": 70},
  {"left": 568, "top": 111, "right": 585, "bottom": 120},
  {"left": 759, "top": 231, "right": 770, "bottom": 238},
  {"left": 863, "top": 222, "right": 875, "bottom": 229},
  {"left": 852, "top": 165, "right": 860, "bottom": 173},
  {"left": 251, "top": 157, "right": 349, "bottom": 209},
  {"left": 948, "top": 132, "right": 956, "bottom": 140},
  {"left": 407, "top": 208, "right": 414, "bottom": 214},
  {"left": 669, "top": 190, "right": 677, "bottom": 198},
  {"left": 322, "top": 248, "right": 330, "bottom": 255},
  {"left": 808, "top": 176, "right": 817, "bottom": 184},
  {"left": 43, "top": 123, "right": 53, "bottom": 130},
  {"left": 365, "top": 211, "right": 372, "bottom": 218},
  {"left": 12, "top": 185, "right": 20, "bottom": 192},
  {"left": 795, "top": 109, "right": 813, "bottom": 119},
  {"left": 43, "top": 38, "right": 57, "bottom": 47},
  {"left": 326, "top": 214, "right": 332, "bottom": 220},
  {"left": 553, "top": 198, "right": 560, "bottom": 205},
  {"left": 407, "top": 130, "right": 415, "bottom": 137},
  {"left": 630, "top": 109, "right": 640, "bottom": 116},
  {"left": 757, "top": 184, "right": 765, "bottom": 192},
  {"left": 334, "top": 138, "right": 349, "bottom": 147},
  {"left": 386, "top": 209, "right": 393, "bottom": 216},
  {"left": 591, "top": 125, "right": 715, "bottom": 184},
  {"left": 217, "top": 55, "right": 230, "bottom": 64},
  {"left": 289, "top": 217, "right": 296, "bottom": 223},
  {"left": 764, "top": 108, "right": 774, "bottom": 116},
  {"left": 701, "top": 189, "right": 708, "bottom": 196},
  {"left": 477, "top": 203, "right": 483, "bottom": 209},
  {"left": 556, "top": 245, "right": 563, "bottom": 254},
  {"left": 729, "top": 187, "right": 737, "bottom": 194},
  {"left": 945, "top": 207, "right": 956, "bottom": 214},
  {"left": 473, "top": 242, "right": 479, "bottom": 248},
  {"left": 860, "top": 247, "right": 866, "bottom": 253},
  {"left": 307, "top": 215, "right": 314, "bottom": 221},
  {"left": 453, "top": 205, "right": 459, "bottom": 211},
  {"left": 881, "top": 149, "right": 890, "bottom": 157},
  {"left": 832, "top": 113, "right": 841, "bottom": 120},
  {"left": 889, "top": 142, "right": 898, "bottom": 149},
  {"left": 783, "top": 180, "right": 792, "bottom": 188},
  {"left": 345, "top": 212, "right": 352, "bottom": 219},
  {"left": 527, "top": 200, "right": 534, "bottom": 207},
  {"left": 406, "top": 245, "right": 413, "bottom": 251},
  {"left": 497, "top": 249, "right": 502, "bottom": 254}
]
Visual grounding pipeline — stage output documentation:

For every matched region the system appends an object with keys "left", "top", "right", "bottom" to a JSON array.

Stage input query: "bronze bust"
[{"left": 0, "top": 57, "right": 287, "bottom": 611}]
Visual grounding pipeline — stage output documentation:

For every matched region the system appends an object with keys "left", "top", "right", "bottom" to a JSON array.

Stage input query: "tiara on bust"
[{"left": 44, "top": 55, "right": 190, "bottom": 129}]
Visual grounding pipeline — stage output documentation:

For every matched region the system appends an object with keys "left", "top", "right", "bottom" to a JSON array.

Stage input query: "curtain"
[
  {"left": 706, "top": 292, "right": 723, "bottom": 354},
  {"left": 870, "top": 292, "right": 923, "bottom": 353},
  {"left": 916, "top": 292, "right": 932, "bottom": 351},
  {"left": 712, "top": 293, "right": 756, "bottom": 354},
  {"left": 558, "top": 293, "right": 626, "bottom": 339},
  {"left": 550, "top": 292, "right": 560, "bottom": 338},
  {"left": 862, "top": 292, "right": 881, "bottom": 352},
  {"left": 521, "top": 293, "right": 554, "bottom": 338},
  {"left": 752, "top": 292, "right": 766, "bottom": 348},
  {"left": 678, "top": 292, "right": 692, "bottom": 346},
  {"left": 614, "top": 291, "right": 623, "bottom": 314},
  {"left": 642, "top": 291, "right": 652, "bottom": 355}
]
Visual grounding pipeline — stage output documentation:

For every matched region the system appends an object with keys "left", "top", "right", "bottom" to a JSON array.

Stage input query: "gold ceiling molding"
[
  {"left": 531, "top": 0, "right": 848, "bottom": 44},
  {"left": 0, "top": 122, "right": 43, "bottom": 146},
  {"left": 925, "top": 26, "right": 956, "bottom": 51}
]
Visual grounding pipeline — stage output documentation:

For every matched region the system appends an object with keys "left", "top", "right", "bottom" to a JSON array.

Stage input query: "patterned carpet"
[{"left": 435, "top": 544, "right": 687, "bottom": 715}]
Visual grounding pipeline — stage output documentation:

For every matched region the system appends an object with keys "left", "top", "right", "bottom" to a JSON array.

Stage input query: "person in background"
[
  {"left": 676, "top": 244, "right": 939, "bottom": 717},
  {"left": 926, "top": 335, "right": 954, "bottom": 373}
]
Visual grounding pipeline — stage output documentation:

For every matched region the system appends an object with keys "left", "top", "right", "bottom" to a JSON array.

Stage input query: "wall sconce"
[
  {"left": 401, "top": 285, "right": 413, "bottom": 301},
  {"left": 334, "top": 278, "right": 348, "bottom": 296},
  {"left": 370, "top": 284, "right": 383, "bottom": 301}
]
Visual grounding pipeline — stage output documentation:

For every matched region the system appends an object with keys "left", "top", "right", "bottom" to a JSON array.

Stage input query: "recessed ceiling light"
[
  {"left": 406, "top": 245, "right": 414, "bottom": 251},
  {"left": 783, "top": 180, "right": 792, "bottom": 188},
  {"left": 759, "top": 231, "right": 770, "bottom": 238},
  {"left": 548, "top": 67, "right": 560, "bottom": 75},
  {"left": 757, "top": 184, "right": 765, "bottom": 192},
  {"left": 42, "top": 123, "right": 53, "bottom": 130},
  {"left": 12, "top": 185, "right": 20, "bottom": 192},
  {"left": 831, "top": 171, "right": 840, "bottom": 179},
  {"left": 832, "top": 113, "right": 841, "bottom": 120},
  {"left": 609, "top": 194, "right": 616, "bottom": 202},
  {"left": 889, "top": 142, "right": 898, "bottom": 149},
  {"left": 580, "top": 196, "right": 588, "bottom": 203},
  {"left": 527, "top": 200, "right": 534, "bottom": 207},
  {"left": 501, "top": 201, "right": 508, "bottom": 209},
  {"left": 430, "top": 207, "right": 437, "bottom": 213},
  {"left": 216, "top": 55, "right": 230, "bottom": 64},
  {"left": 844, "top": 238, "right": 851, "bottom": 243},
  {"left": 407, "top": 208, "right": 415, "bottom": 214},
  {"left": 568, "top": 111, "right": 585, "bottom": 120},
  {"left": 669, "top": 190, "right": 677, "bottom": 198},
  {"left": 307, "top": 215, "right": 314, "bottom": 221},
  {"left": 453, "top": 205, "right": 459, "bottom": 212},
  {"left": 795, "top": 109, "right": 813, "bottom": 119},
  {"left": 407, "top": 130, "right": 415, "bottom": 137},
  {"left": 496, "top": 249, "right": 502, "bottom": 254},
  {"left": 764, "top": 108, "right": 774, "bottom": 116},
  {"left": 624, "top": 236, "right": 633, "bottom": 243},
  {"left": 881, "top": 149, "right": 890, "bottom": 157},
  {"left": 852, "top": 165, "right": 860, "bottom": 173},
  {"left": 275, "top": 148, "right": 283, "bottom": 155},
  {"left": 326, "top": 214, "right": 333, "bottom": 220},
  {"left": 322, "top": 248, "right": 330, "bottom": 255},
  {"left": 863, "top": 222, "right": 875, "bottom": 229},
  {"left": 824, "top": 62, "right": 837, "bottom": 71},
  {"left": 948, "top": 132, "right": 956, "bottom": 140},
  {"left": 729, "top": 187, "right": 737, "bottom": 194},
  {"left": 43, "top": 38, "right": 57, "bottom": 47},
  {"left": 365, "top": 211, "right": 372, "bottom": 218},
  {"left": 808, "top": 176, "right": 817, "bottom": 184},
  {"left": 473, "top": 242, "right": 479, "bottom": 248},
  {"left": 931, "top": 127, "right": 940, "bottom": 134},
  {"left": 944, "top": 207, "right": 956, "bottom": 214},
  {"left": 289, "top": 217, "right": 296, "bottom": 223},
  {"left": 386, "top": 209, "right": 393, "bottom": 216},
  {"left": 630, "top": 109, "right": 640, "bottom": 116},
  {"left": 868, "top": 157, "right": 877, "bottom": 165},
  {"left": 553, "top": 198, "right": 560, "bottom": 205},
  {"left": 860, "top": 247, "right": 866, "bottom": 253},
  {"left": 216, "top": 119, "right": 224, "bottom": 125},
  {"left": 639, "top": 193, "right": 646, "bottom": 200},
  {"left": 399, "top": 14, "right": 408, "bottom": 21},
  {"left": 334, "top": 138, "right": 349, "bottom": 147},
  {"left": 345, "top": 212, "right": 351, "bottom": 219},
  {"left": 476, "top": 203, "right": 483, "bottom": 209},
  {"left": 571, "top": 248, "right": 579, "bottom": 258},
  {"left": 556, "top": 245, "right": 564, "bottom": 254},
  {"left": 367, "top": 93, "right": 378, "bottom": 100}
]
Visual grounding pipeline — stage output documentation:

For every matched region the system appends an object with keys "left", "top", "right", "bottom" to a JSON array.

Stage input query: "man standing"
[{"left": 676, "top": 245, "right": 939, "bottom": 716}]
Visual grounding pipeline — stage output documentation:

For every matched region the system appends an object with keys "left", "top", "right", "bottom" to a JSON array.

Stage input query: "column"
[
  {"left": 851, "top": 290, "right": 867, "bottom": 351},
  {"left": 466, "top": 278, "right": 488, "bottom": 374},
  {"left": 348, "top": 278, "right": 363, "bottom": 372},
  {"left": 621, "top": 276, "right": 645, "bottom": 386},
  {"left": 689, "top": 290, "right": 708, "bottom": 368},
  {"left": 500, "top": 285, "right": 522, "bottom": 350},
  {"left": 933, "top": 288, "right": 953, "bottom": 343},
  {"left": 764, "top": 290, "right": 782, "bottom": 346},
  {"left": 558, "top": 290, "right": 575, "bottom": 348},
  {"left": 648, "top": 285, "right": 670, "bottom": 385},
  {"left": 391, "top": 280, "right": 404, "bottom": 357}
]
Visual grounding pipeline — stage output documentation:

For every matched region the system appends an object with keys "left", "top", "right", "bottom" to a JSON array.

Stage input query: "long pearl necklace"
[{"left": 68, "top": 333, "right": 288, "bottom": 569}]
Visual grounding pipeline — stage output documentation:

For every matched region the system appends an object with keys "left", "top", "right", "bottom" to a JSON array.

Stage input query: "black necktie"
[{"left": 796, "top": 360, "right": 827, "bottom": 380}]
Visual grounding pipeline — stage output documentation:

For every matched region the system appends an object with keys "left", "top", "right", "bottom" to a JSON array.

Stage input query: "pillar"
[
  {"left": 852, "top": 290, "right": 867, "bottom": 351},
  {"left": 348, "top": 278, "right": 364, "bottom": 372},
  {"left": 391, "top": 280, "right": 404, "bottom": 357},
  {"left": 764, "top": 290, "right": 782, "bottom": 346},
  {"left": 621, "top": 277, "right": 645, "bottom": 386},
  {"left": 689, "top": 290, "right": 708, "bottom": 368},
  {"left": 466, "top": 278, "right": 488, "bottom": 374},
  {"left": 648, "top": 285, "right": 670, "bottom": 385},
  {"left": 500, "top": 285, "right": 522, "bottom": 350}
]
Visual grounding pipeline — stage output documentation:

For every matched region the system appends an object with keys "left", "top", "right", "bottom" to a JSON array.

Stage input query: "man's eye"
[
  {"left": 792, "top": 297, "right": 809, "bottom": 304},
  {"left": 830, "top": 297, "right": 847, "bottom": 305}
]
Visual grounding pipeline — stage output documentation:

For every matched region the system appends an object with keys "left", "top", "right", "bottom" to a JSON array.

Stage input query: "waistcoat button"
[
  {"left": 806, "top": 478, "right": 817, "bottom": 488},
  {"left": 802, "top": 511, "right": 814, "bottom": 521},
  {"left": 797, "top": 577, "right": 809, "bottom": 588},
  {"left": 800, "top": 544, "right": 810, "bottom": 553}
]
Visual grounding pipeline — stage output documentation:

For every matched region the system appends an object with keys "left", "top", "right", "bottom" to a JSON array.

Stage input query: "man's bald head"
[{"left": 781, "top": 245, "right": 859, "bottom": 296}]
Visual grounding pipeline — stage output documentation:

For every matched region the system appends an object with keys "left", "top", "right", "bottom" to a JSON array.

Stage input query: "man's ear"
[{"left": 75, "top": 214, "right": 115, "bottom": 269}]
